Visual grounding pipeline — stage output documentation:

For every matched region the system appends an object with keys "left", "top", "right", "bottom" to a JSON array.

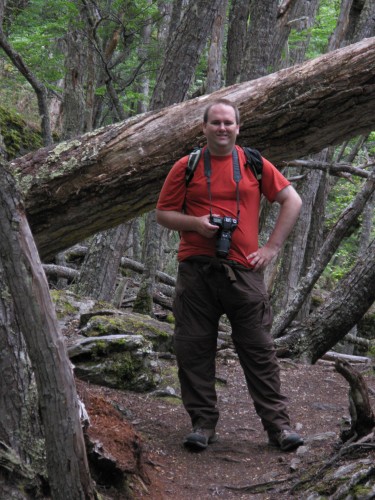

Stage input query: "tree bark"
[
  {"left": 150, "top": 0, "right": 224, "bottom": 110},
  {"left": 206, "top": 0, "right": 228, "bottom": 92},
  {"left": 272, "top": 174, "right": 375, "bottom": 337},
  {"left": 240, "top": 0, "right": 279, "bottom": 81},
  {"left": 346, "top": 0, "right": 375, "bottom": 44},
  {"left": 9, "top": 37, "right": 375, "bottom": 261},
  {"left": 226, "top": 0, "right": 250, "bottom": 85},
  {"left": 0, "top": 263, "right": 46, "bottom": 495},
  {"left": 132, "top": 211, "right": 160, "bottom": 315},
  {"left": 335, "top": 358, "right": 375, "bottom": 441},
  {"left": 275, "top": 238, "right": 375, "bottom": 363},
  {"left": 61, "top": 21, "right": 87, "bottom": 140},
  {"left": 76, "top": 222, "right": 133, "bottom": 301},
  {"left": 270, "top": 167, "right": 326, "bottom": 316},
  {"left": 0, "top": 163, "right": 94, "bottom": 499},
  {"left": 135, "top": 0, "right": 226, "bottom": 311},
  {"left": 270, "top": 0, "right": 317, "bottom": 70}
]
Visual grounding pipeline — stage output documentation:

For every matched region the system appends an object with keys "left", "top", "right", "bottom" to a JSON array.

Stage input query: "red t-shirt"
[{"left": 157, "top": 145, "right": 290, "bottom": 267}]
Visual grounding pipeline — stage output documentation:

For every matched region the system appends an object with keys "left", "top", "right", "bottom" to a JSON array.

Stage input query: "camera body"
[{"left": 210, "top": 215, "right": 238, "bottom": 258}]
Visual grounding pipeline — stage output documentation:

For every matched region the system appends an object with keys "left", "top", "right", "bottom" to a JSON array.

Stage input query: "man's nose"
[{"left": 218, "top": 122, "right": 226, "bottom": 130}]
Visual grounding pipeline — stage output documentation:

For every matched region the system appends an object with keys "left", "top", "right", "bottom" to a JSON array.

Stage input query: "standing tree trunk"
[
  {"left": 150, "top": 0, "right": 226, "bottom": 109},
  {"left": 66, "top": 1, "right": 130, "bottom": 302},
  {"left": 133, "top": 211, "right": 159, "bottom": 315},
  {"left": 134, "top": 0, "right": 226, "bottom": 315},
  {"left": 206, "top": 0, "right": 228, "bottom": 92},
  {"left": 270, "top": 167, "right": 327, "bottom": 317},
  {"left": 240, "top": 0, "right": 279, "bottom": 81},
  {"left": 235, "top": 0, "right": 321, "bottom": 321},
  {"left": 345, "top": 0, "right": 375, "bottom": 44},
  {"left": 0, "top": 162, "right": 94, "bottom": 499},
  {"left": 61, "top": 22, "right": 87, "bottom": 140},
  {"left": 269, "top": 0, "right": 319, "bottom": 71},
  {"left": 276, "top": 237, "right": 375, "bottom": 363},
  {"left": 272, "top": 175, "right": 375, "bottom": 338},
  {"left": 0, "top": 263, "right": 46, "bottom": 496},
  {"left": 76, "top": 222, "right": 133, "bottom": 301},
  {"left": 226, "top": 0, "right": 251, "bottom": 85},
  {"left": 353, "top": 0, "right": 375, "bottom": 40}
]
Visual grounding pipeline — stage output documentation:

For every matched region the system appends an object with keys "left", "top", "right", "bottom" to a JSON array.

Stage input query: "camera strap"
[{"left": 203, "top": 148, "right": 241, "bottom": 220}]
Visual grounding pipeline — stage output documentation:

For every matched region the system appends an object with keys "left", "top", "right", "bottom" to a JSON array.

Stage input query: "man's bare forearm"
[{"left": 156, "top": 209, "right": 219, "bottom": 238}]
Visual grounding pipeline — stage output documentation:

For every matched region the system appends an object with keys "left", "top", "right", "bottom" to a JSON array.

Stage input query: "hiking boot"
[
  {"left": 268, "top": 429, "right": 304, "bottom": 451},
  {"left": 183, "top": 428, "right": 217, "bottom": 451}
]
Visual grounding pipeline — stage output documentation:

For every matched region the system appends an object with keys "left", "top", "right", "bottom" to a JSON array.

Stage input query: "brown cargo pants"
[{"left": 173, "top": 257, "right": 291, "bottom": 433}]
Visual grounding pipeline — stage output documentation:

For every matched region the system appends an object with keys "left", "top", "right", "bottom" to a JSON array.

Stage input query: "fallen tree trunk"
[
  {"left": 322, "top": 352, "right": 372, "bottom": 364},
  {"left": 43, "top": 263, "right": 79, "bottom": 281},
  {"left": 44, "top": 256, "right": 176, "bottom": 287},
  {"left": 121, "top": 257, "right": 176, "bottom": 287},
  {"left": 275, "top": 238, "right": 375, "bottom": 363},
  {"left": 9, "top": 37, "right": 375, "bottom": 261}
]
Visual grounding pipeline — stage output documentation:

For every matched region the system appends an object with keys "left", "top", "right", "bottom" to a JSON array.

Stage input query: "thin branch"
[{"left": 282, "top": 159, "right": 373, "bottom": 179}]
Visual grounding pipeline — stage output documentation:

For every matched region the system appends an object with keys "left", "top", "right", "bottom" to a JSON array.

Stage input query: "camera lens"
[{"left": 216, "top": 231, "right": 232, "bottom": 258}]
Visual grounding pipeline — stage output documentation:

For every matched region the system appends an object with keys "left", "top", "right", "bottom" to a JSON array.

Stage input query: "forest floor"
[{"left": 75, "top": 350, "right": 375, "bottom": 499}]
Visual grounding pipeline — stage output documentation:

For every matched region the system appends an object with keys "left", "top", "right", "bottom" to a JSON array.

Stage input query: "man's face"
[{"left": 203, "top": 104, "right": 239, "bottom": 156}]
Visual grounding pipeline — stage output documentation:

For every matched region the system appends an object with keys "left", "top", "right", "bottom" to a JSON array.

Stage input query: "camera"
[{"left": 210, "top": 215, "right": 238, "bottom": 258}]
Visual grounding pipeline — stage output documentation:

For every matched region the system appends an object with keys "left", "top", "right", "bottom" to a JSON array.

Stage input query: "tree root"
[{"left": 224, "top": 477, "right": 289, "bottom": 493}]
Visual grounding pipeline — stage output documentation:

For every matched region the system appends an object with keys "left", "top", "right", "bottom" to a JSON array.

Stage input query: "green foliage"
[
  {"left": 1, "top": 0, "right": 162, "bottom": 124},
  {"left": 325, "top": 178, "right": 363, "bottom": 229},
  {"left": 7, "top": 0, "right": 77, "bottom": 83},
  {"left": 320, "top": 164, "right": 374, "bottom": 290},
  {"left": 367, "top": 131, "right": 375, "bottom": 156},
  {"left": 306, "top": 0, "right": 341, "bottom": 58}
]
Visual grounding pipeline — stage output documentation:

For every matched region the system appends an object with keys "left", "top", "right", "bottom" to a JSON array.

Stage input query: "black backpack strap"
[
  {"left": 185, "top": 146, "right": 263, "bottom": 189},
  {"left": 185, "top": 147, "right": 202, "bottom": 186},
  {"left": 243, "top": 147, "right": 263, "bottom": 190}
]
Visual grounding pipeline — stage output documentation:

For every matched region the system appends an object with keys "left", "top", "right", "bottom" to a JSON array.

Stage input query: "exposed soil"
[{"left": 76, "top": 353, "right": 375, "bottom": 499}]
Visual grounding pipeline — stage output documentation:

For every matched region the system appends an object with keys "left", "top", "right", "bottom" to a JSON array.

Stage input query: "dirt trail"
[{"left": 78, "top": 356, "right": 375, "bottom": 499}]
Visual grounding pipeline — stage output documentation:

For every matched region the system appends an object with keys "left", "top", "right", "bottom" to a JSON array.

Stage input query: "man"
[{"left": 156, "top": 99, "right": 303, "bottom": 452}]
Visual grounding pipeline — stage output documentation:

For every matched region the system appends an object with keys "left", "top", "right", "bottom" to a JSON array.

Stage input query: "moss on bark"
[{"left": 0, "top": 106, "right": 43, "bottom": 160}]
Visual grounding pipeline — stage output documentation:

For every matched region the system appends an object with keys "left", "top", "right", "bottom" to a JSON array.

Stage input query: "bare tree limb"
[
  {"left": 283, "top": 159, "right": 374, "bottom": 179},
  {"left": 274, "top": 238, "right": 375, "bottom": 362}
]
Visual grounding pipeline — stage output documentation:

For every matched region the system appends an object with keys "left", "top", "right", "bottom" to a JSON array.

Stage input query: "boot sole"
[
  {"left": 183, "top": 434, "right": 218, "bottom": 451},
  {"left": 268, "top": 438, "right": 304, "bottom": 451}
]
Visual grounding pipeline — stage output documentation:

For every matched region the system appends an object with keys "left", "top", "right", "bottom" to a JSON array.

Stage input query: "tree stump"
[{"left": 335, "top": 358, "right": 375, "bottom": 441}]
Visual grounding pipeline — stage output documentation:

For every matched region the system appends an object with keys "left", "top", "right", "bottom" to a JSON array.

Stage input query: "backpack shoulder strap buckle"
[{"left": 185, "top": 147, "right": 202, "bottom": 186}]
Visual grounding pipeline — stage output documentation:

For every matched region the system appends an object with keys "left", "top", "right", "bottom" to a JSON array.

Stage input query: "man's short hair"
[{"left": 203, "top": 99, "right": 240, "bottom": 125}]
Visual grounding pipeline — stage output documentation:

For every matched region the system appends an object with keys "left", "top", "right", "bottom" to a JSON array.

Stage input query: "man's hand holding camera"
[{"left": 194, "top": 214, "right": 220, "bottom": 238}]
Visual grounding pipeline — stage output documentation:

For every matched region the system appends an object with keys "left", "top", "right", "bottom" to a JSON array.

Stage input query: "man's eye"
[{"left": 210, "top": 121, "right": 234, "bottom": 126}]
